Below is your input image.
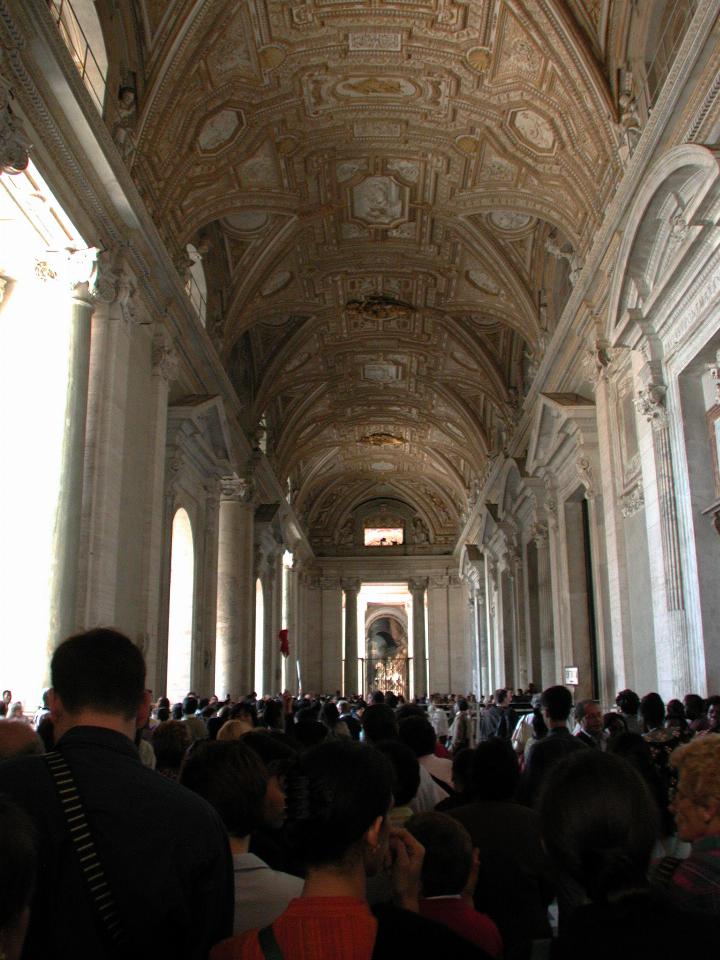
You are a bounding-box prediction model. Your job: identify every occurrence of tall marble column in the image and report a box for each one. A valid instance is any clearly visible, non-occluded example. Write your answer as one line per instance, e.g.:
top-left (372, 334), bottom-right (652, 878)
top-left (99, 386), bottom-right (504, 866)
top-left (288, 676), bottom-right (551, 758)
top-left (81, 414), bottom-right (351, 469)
top-left (77, 254), bottom-right (138, 627)
top-left (48, 255), bottom-right (97, 652)
top-left (342, 579), bottom-right (361, 696)
top-left (533, 523), bottom-right (556, 687)
top-left (635, 386), bottom-right (691, 696)
top-left (215, 478), bottom-right (255, 699)
top-left (409, 578), bottom-right (428, 698)
top-left (141, 330), bottom-right (178, 694)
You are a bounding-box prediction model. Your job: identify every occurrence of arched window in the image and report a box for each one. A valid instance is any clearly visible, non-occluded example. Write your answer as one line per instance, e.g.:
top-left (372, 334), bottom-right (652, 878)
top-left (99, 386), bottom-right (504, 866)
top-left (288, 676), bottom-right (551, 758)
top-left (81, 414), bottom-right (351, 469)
top-left (167, 508), bottom-right (194, 702)
top-left (185, 244), bottom-right (207, 326)
top-left (48, 1), bottom-right (108, 113)
top-left (254, 579), bottom-right (264, 695)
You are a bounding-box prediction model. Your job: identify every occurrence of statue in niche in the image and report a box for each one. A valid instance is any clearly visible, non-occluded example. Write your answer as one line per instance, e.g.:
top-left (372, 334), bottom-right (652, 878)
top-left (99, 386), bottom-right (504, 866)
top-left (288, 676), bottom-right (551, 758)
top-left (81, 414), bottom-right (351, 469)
top-left (113, 87), bottom-right (137, 163)
top-left (413, 515), bottom-right (429, 544)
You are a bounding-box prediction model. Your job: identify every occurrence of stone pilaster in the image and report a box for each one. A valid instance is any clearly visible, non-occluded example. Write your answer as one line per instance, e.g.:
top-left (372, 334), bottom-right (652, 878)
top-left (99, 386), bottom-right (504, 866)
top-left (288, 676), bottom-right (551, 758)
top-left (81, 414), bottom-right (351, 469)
top-left (215, 478), bottom-right (255, 699)
top-left (635, 385), bottom-right (691, 697)
top-left (77, 252), bottom-right (141, 628)
top-left (44, 249), bottom-right (98, 654)
top-left (342, 578), bottom-right (361, 696)
top-left (409, 577), bottom-right (428, 698)
top-left (141, 330), bottom-right (179, 694)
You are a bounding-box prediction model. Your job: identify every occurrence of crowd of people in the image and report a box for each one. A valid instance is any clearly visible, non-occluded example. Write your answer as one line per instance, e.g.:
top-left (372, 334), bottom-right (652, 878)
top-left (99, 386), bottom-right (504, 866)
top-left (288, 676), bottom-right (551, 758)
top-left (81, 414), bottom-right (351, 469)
top-left (1, 630), bottom-right (719, 959)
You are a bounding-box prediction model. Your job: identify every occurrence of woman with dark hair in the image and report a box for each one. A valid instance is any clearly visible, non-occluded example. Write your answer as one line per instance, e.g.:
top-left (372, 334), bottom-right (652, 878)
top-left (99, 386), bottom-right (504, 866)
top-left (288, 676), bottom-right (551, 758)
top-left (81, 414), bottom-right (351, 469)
top-left (181, 740), bottom-right (302, 934)
top-left (539, 750), bottom-right (718, 956)
top-left (0, 796), bottom-right (36, 960)
top-left (211, 740), bottom-right (491, 959)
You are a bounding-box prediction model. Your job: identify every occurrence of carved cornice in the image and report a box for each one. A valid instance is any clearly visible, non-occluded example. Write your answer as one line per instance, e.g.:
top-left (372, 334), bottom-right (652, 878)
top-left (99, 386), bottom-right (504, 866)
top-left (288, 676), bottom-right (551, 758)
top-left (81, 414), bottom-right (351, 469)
top-left (0, 75), bottom-right (30, 174)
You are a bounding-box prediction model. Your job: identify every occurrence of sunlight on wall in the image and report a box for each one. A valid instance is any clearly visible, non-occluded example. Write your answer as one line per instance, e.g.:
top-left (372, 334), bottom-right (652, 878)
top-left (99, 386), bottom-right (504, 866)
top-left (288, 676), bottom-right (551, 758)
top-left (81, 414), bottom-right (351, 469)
top-left (0, 161), bottom-right (85, 707)
top-left (167, 508), bottom-right (194, 703)
top-left (254, 579), bottom-right (264, 695)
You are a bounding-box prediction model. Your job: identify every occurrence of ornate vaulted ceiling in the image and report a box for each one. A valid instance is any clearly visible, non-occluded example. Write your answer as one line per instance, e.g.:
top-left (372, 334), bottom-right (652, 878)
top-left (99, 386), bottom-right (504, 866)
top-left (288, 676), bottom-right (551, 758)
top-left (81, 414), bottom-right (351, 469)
top-left (130, 0), bottom-right (622, 548)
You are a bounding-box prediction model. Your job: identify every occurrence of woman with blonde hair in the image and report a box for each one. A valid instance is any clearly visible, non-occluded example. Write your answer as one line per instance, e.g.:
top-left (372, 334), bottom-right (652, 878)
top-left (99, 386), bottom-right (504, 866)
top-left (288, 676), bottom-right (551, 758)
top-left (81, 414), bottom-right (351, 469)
top-left (663, 736), bottom-right (720, 915)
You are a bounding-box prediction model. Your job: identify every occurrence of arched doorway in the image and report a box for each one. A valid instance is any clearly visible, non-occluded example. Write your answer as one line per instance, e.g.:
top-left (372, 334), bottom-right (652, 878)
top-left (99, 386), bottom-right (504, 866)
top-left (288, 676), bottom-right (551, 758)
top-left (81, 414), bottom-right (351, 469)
top-left (365, 612), bottom-right (409, 698)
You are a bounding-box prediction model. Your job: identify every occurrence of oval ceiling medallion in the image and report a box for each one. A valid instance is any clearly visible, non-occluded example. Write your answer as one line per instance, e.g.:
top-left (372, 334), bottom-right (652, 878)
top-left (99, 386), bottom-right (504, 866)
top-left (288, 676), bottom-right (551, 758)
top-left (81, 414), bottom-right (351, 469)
top-left (259, 46), bottom-right (286, 70)
top-left (489, 211), bottom-right (533, 231)
top-left (466, 48), bottom-right (492, 71)
top-left (455, 136), bottom-right (480, 155)
top-left (261, 271), bottom-right (292, 297)
top-left (223, 211), bottom-right (268, 233)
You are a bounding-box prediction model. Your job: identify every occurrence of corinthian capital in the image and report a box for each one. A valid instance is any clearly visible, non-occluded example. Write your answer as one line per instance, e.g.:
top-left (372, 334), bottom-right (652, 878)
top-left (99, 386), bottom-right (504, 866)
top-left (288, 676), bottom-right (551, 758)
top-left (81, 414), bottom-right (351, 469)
top-left (634, 385), bottom-right (668, 429)
top-left (220, 476), bottom-right (254, 503)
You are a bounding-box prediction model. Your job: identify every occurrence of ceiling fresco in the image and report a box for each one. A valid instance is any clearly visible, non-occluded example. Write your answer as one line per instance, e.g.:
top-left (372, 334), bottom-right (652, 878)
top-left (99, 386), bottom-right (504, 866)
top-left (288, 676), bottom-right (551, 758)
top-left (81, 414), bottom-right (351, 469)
top-left (130, 0), bottom-right (624, 547)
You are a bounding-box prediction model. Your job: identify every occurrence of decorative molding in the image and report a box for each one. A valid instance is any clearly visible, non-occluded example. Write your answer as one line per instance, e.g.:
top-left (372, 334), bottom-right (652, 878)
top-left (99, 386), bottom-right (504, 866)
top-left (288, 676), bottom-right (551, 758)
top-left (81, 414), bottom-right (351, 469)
top-left (0, 75), bottom-right (30, 174)
top-left (620, 482), bottom-right (645, 518)
top-left (634, 385), bottom-right (669, 430)
top-left (709, 349), bottom-right (720, 406)
top-left (220, 476), bottom-right (253, 503)
top-left (151, 334), bottom-right (179, 382)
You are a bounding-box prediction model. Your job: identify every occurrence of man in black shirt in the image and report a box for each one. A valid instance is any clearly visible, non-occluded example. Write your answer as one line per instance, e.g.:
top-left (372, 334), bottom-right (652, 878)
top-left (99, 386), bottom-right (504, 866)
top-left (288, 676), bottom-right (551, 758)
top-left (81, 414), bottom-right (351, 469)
top-left (0, 628), bottom-right (233, 958)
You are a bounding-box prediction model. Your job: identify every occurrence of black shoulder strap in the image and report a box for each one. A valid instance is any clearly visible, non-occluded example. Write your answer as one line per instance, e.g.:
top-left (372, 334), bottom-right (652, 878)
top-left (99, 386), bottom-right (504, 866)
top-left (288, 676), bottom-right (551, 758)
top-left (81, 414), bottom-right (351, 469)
top-left (258, 924), bottom-right (285, 959)
top-left (44, 750), bottom-right (127, 950)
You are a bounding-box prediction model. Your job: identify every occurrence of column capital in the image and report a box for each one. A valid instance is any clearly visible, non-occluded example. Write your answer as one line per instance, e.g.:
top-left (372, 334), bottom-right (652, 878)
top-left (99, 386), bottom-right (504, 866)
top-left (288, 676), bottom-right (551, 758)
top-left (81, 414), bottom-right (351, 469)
top-left (220, 476), bottom-right (254, 503)
top-left (634, 385), bottom-right (668, 430)
top-left (35, 246), bottom-right (99, 293)
top-left (408, 577), bottom-right (429, 594)
top-left (92, 249), bottom-right (143, 325)
top-left (341, 578), bottom-right (361, 595)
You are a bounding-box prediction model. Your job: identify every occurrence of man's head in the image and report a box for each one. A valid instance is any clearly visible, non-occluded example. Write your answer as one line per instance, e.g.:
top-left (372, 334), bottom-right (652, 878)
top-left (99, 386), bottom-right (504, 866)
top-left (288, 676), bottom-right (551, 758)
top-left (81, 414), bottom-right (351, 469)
top-left (615, 688), bottom-right (640, 717)
top-left (361, 704), bottom-right (398, 743)
top-left (405, 812), bottom-right (474, 898)
top-left (182, 696), bottom-right (199, 717)
top-left (541, 685), bottom-right (573, 723)
top-left (50, 629), bottom-right (146, 727)
top-left (495, 688), bottom-right (509, 706)
top-left (180, 740), bottom-right (268, 839)
top-left (576, 699), bottom-right (603, 737)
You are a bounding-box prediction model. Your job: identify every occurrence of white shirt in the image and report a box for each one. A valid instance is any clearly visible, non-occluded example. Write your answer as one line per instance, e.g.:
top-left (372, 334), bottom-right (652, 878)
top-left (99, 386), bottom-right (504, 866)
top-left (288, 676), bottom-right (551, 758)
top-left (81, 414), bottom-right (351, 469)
top-left (231, 852), bottom-right (304, 933)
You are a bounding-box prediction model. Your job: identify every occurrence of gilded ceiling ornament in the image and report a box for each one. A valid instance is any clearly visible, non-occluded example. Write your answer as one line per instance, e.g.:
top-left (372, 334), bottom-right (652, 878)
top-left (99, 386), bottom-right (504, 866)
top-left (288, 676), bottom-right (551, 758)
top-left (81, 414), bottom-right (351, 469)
top-left (455, 136), bottom-right (480, 155)
top-left (358, 433), bottom-right (405, 447)
top-left (259, 46), bottom-right (286, 70)
top-left (466, 48), bottom-right (491, 71)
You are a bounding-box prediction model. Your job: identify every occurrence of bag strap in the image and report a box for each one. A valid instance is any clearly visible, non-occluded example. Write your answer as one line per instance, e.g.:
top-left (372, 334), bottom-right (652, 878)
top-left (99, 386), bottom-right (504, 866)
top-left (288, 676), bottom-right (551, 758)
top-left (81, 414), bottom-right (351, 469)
top-left (44, 750), bottom-right (127, 949)
top-left (258, 924), bottom-right (285, 960)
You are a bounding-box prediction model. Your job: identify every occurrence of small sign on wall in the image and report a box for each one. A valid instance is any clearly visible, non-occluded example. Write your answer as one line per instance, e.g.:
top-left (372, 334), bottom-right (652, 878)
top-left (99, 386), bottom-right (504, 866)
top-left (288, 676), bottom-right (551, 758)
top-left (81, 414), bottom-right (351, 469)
top-left (564, 666), bottom-right (579, 686)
